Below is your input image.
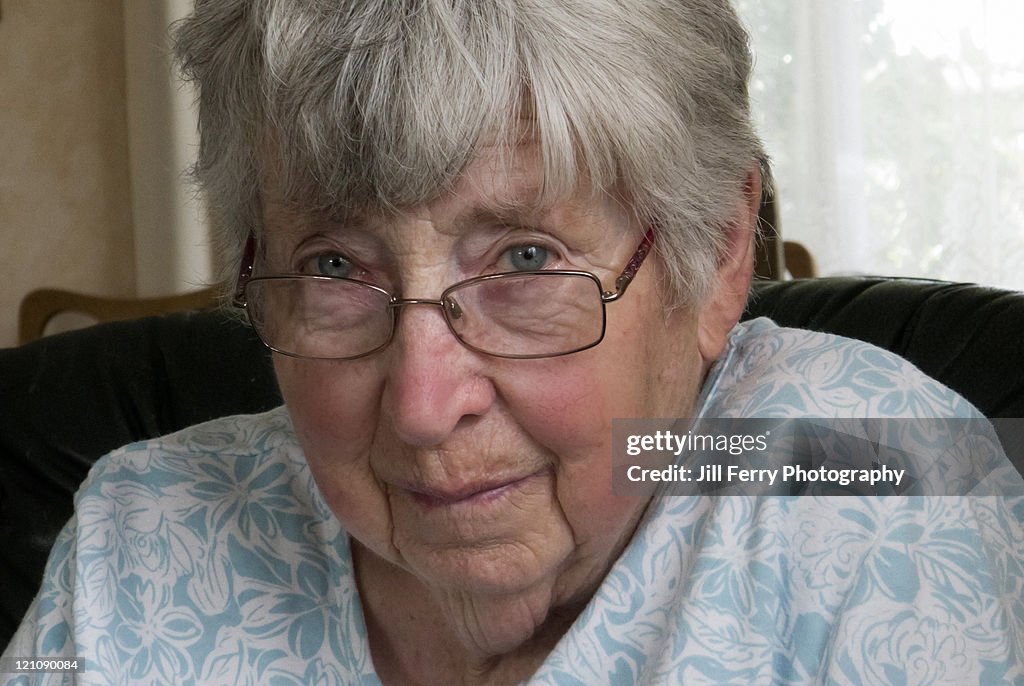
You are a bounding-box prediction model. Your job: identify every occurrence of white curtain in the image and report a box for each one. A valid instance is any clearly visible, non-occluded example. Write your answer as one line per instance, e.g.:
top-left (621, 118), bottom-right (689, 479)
top-left (735, 0), bottom-right (1024, 290)
top-left (123, 0), bottom-right (212, 296)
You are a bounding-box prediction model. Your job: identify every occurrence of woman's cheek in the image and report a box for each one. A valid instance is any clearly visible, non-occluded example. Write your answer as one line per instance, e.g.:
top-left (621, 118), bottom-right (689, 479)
top-left (274, 357), bottom-right (397, 545)
top-left (499, 356), bottom-right (634, 462)
top-left (275, 356), bottom-right (383, 446)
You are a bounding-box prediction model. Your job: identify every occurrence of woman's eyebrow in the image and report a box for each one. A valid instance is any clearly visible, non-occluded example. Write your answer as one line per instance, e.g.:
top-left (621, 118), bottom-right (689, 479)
top-left (450, 184), bottom-right (574, 232)
top-left (453, 206), bottom-right (544, 233)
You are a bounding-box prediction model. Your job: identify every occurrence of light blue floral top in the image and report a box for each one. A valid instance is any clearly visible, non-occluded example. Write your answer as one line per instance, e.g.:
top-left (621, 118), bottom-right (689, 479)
top-left (4, 319), bottom-right (1023, 685)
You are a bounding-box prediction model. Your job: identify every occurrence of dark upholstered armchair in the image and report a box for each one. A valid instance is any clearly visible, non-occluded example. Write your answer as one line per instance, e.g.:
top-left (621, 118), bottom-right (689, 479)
top-left (2, 276), bottom-right (1023, 648)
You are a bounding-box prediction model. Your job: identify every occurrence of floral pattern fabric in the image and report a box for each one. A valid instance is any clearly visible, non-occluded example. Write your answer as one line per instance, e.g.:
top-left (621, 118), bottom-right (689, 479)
top-left (3, 318), bottom-right (1022, 685)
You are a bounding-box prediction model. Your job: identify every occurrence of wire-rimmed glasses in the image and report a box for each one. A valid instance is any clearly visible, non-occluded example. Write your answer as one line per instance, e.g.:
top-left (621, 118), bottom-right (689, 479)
top-left (234, 229), bottom-right (654, 360)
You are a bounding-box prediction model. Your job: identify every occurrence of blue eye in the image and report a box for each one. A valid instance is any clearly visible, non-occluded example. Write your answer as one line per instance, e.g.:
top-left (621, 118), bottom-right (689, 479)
top-left (506, 245), bottom-right (550, 271)
top-left (316, 253), bottom-right (354, 278)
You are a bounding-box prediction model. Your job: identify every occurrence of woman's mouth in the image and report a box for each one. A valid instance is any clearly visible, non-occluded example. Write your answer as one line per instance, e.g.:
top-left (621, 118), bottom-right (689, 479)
top-left (402, 471), bottom-right (543, 509)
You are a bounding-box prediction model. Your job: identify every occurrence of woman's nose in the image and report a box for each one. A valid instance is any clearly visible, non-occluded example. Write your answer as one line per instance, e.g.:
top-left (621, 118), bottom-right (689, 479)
top-left (382, 303), bottom-right (495, 446)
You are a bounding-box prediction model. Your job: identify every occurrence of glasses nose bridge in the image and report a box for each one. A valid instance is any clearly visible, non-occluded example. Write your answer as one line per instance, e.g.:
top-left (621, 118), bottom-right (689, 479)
top-left (388, 296), bottom-right (465, 325)
top-left (383, 294), bottom-right (473, 360)
top-left (389, 297), bottom-right (443, 310)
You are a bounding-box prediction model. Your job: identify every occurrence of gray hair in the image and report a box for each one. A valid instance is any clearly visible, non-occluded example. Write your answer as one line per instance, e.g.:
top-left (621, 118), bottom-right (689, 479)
top-left (174, 0), bottom-right (767, 306)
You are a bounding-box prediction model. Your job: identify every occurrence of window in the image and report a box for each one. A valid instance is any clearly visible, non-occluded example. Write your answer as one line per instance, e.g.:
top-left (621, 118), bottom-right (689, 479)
top-left (736, 0), bottom-right (1024, 290)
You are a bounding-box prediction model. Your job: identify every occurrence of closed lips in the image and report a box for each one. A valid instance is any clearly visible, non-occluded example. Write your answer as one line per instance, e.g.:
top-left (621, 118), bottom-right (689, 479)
top-left (401, 471), bottom-right (544, 508)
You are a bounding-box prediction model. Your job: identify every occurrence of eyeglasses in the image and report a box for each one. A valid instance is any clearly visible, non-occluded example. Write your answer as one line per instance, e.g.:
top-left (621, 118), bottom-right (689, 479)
top-left (233, 229), bottom-right (654, 360)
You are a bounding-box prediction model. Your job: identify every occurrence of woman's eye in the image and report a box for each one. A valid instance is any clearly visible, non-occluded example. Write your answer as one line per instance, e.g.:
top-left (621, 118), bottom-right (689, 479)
top-left (315, 252), bottom-right (354, 278)
top-left (504, 245), bottom-right (550, 271)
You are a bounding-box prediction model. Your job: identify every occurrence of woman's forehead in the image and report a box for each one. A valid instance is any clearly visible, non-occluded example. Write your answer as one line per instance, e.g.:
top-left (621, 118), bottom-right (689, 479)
top-left (261, 142), bottom-right (625, 239)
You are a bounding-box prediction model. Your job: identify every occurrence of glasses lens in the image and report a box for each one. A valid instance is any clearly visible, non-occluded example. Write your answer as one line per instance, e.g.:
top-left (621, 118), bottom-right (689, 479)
top-left (245, 277), bottom-right (393, 359)
top-left (446, 272), bottom-right (605, 357)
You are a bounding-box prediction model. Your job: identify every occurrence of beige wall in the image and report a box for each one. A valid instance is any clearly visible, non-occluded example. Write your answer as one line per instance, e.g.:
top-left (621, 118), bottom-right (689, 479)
top-left (0, 0), bottom-right (136, 347)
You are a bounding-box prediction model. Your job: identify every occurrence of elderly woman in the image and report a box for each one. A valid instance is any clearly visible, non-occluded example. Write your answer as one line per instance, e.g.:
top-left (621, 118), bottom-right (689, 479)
top-left (4, 0), bottom-right (1023, 684)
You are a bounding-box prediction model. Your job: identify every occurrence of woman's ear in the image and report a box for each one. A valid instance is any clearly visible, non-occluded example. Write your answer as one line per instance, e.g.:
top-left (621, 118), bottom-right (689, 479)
top-left (696, 167), bottom-right (763, 362)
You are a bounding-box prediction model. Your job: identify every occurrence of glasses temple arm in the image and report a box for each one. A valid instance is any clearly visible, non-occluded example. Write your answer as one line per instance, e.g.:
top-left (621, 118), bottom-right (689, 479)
top-left (602, 227), bottom-right (655, 302)
top-left (232, 234), bottom-right (256, 307)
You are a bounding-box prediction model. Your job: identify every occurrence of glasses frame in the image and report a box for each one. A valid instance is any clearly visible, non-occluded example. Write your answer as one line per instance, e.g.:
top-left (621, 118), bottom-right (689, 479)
top-left (233, 227), bottom-right (655, 360)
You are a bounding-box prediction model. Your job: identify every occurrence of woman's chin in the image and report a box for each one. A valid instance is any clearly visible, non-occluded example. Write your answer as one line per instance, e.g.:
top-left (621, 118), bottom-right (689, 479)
top-left (405, 540), bottom-right (566, 600)
top-left (423, 562), bottom-right (566, 658)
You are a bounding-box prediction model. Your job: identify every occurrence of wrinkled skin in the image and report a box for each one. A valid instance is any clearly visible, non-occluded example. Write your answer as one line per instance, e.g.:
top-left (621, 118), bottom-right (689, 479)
top-left (265, 146), bottom-right (759, 684)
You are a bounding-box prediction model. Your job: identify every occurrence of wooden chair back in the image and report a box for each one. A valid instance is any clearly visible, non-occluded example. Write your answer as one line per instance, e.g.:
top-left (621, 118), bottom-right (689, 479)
top-left (18, 287), bottom-right (220, 345)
